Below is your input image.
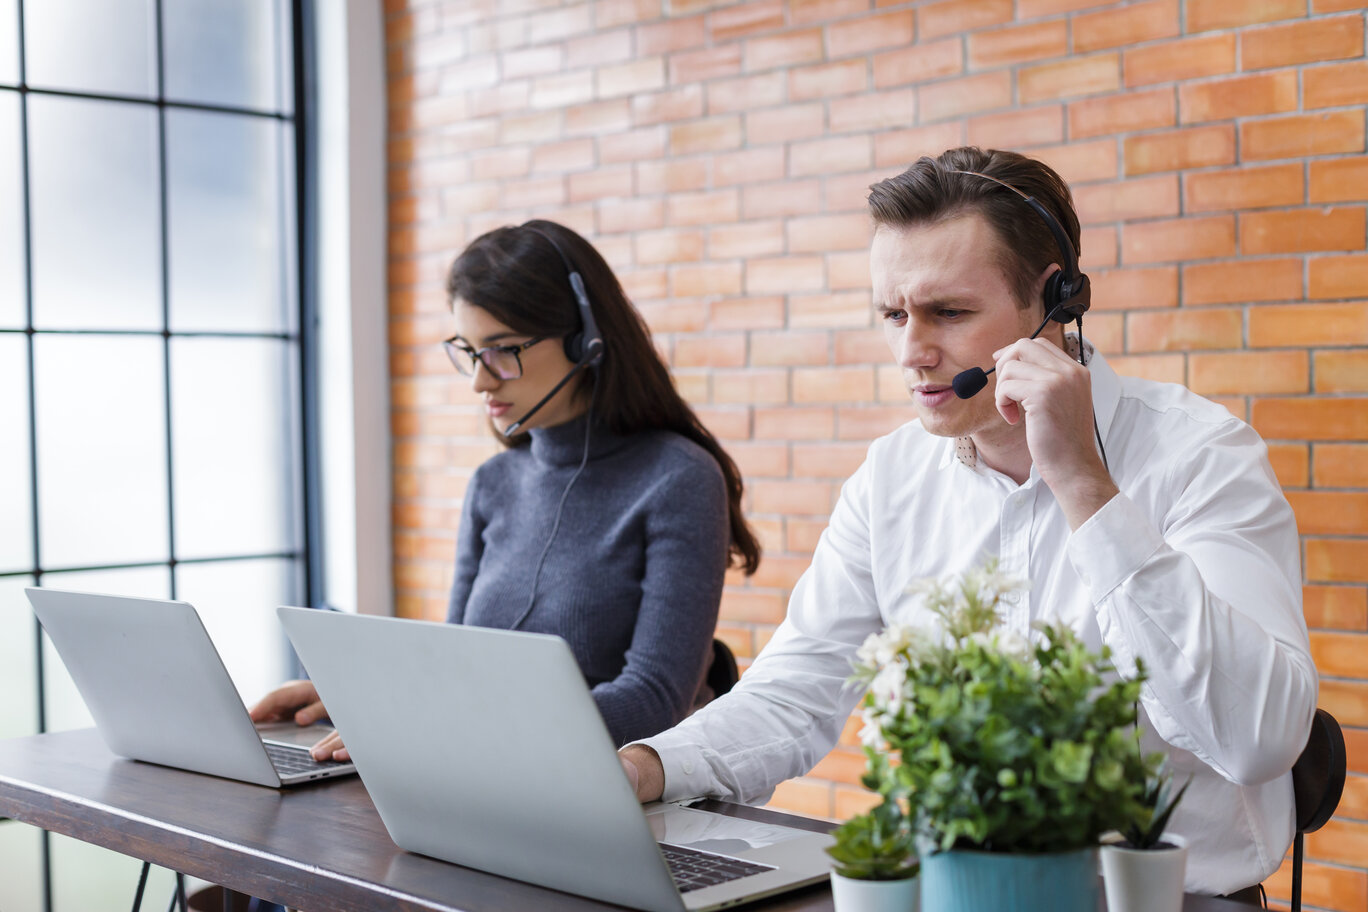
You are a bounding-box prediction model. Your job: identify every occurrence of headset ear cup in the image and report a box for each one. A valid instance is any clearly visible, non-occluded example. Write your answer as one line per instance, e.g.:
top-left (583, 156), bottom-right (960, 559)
top-left (564, 333), bottom-right (583, 363)
top-left (1043, 270), bottom-right (1066, 320)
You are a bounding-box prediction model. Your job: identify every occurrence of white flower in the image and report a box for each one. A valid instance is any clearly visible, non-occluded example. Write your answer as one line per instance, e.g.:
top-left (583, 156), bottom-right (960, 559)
top-left (856, 623), bottom-right (919, 669)
top-left (995, 628), bottom-right (1032, 661)
top-left (868, 659), bottom-right (909, 714)
top-left (858, 708), bottom-right (885, 749)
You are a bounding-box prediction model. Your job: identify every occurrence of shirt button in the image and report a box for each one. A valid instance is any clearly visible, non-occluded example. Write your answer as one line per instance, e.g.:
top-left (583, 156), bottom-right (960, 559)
top-left (682, 760), bottom-right (695, 775)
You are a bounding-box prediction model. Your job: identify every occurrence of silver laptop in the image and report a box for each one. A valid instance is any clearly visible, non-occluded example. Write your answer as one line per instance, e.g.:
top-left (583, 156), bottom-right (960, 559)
top-left (25, 588), bottom-right (355, 787)
top-left (277, 606), bottom-right (834, 912)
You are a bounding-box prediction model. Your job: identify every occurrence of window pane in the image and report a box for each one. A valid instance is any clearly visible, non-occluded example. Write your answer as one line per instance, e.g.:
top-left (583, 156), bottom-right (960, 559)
top-left (167, 111), bottom-right (292, 334)
top-left (0, 0), bottom-right (16, 86)
top-left (171, 338), bottom-right (299, 560)
top-left (0, 90), bottom-right (23, 329)
top-left (176, 558), bottom-right (299, 707)
top-left (163, 0), bottom-right (286, 113)
top-left (24, 0), bottom-right (155, 98)
top-left (29, 96), bottom-right (161, 331)
top-left (0, 577), bottom-right (37, 739)
top-left (38, 566), bottom-right (170, 733)
top-left (50, 834), bottom-right (177, 912)
top-left (35, 335), bottom-right (169, 569)
top-left (0, 821), bottom-right (43, 912)
top-left (0, 335), bottom-right (32, 572)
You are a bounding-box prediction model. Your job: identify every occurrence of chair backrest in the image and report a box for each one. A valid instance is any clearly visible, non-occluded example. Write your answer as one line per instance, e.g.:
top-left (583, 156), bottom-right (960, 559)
top-left (1292, 708), bottom-right (1346, 835)
top-left (706, 638), bottom-right (740, 699)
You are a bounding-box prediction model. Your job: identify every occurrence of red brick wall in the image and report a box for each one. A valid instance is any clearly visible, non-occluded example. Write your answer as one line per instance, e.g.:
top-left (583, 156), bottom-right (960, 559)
top-left (385, 2), bottom-right (1368, 906)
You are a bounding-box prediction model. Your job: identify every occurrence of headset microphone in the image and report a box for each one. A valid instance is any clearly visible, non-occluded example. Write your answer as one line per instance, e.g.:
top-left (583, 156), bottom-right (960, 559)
top-left (951, 307), bottom-right (1059, 400)
top-left (502, 342), bottom-right (601, 437)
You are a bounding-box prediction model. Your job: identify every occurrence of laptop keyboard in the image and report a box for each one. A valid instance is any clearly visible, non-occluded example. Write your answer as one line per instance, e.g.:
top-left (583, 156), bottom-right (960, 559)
top-left (660, 842), bottom-right (775, 893)
top-left (264, 742), bottom-right (349, 777)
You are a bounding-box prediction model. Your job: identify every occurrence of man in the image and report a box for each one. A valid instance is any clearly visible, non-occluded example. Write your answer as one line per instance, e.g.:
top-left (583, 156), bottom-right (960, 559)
top-left (620, 147), bottom-right (1316, 899)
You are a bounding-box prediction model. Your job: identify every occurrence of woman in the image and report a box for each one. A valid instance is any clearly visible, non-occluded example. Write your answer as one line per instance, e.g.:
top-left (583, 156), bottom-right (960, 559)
top-left (252, 220), bottom-right (760, 751)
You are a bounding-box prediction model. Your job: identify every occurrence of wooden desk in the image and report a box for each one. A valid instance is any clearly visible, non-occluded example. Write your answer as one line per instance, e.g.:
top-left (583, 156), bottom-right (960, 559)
top-left (0, 729), bottom-right (1245, 912)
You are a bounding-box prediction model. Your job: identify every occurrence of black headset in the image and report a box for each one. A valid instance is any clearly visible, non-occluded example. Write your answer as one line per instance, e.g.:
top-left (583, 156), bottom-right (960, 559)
top-left (950, 170), bottom-right (1091, 324)
top-left (522, 224), bottom-right (604, 367)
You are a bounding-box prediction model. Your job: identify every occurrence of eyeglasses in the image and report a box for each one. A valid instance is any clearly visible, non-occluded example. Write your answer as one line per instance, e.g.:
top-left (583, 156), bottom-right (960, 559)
top-left (442, 335), bottom-right (548, 380)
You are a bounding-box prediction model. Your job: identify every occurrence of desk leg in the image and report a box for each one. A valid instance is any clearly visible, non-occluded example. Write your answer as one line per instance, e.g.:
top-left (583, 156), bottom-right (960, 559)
top-left (164, 873), bottom-right (188, 912)
top-left (131, 862), bottom-right (152, 912)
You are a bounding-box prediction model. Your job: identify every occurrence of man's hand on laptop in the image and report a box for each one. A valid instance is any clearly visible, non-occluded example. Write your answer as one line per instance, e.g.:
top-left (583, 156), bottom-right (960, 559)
top-left (618, 744), bottom-right (665, 803)
top-left (248, 681), bottom-right (350, 762)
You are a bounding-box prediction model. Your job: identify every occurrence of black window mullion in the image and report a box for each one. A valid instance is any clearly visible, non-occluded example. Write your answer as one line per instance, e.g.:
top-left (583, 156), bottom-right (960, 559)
top-left (153, 0), bottom-right (177, 602)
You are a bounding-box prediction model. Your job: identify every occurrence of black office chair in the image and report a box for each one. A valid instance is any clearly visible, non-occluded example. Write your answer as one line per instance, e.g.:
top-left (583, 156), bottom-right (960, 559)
top-left (1289, 708), bottom-right (1346, 912)
top-left (707, 638), bottom-right (740, 698)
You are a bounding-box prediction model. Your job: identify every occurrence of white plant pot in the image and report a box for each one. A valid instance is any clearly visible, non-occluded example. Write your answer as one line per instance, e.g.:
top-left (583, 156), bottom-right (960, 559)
top-left (1099, 833), bottom-right (1188, 912)
top-left (830, 869), bottom-right (920, 912)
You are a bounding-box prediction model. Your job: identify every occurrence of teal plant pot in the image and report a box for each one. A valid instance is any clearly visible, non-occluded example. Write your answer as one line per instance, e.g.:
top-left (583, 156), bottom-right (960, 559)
top-left (921, 847), bottom-right (1097, 912)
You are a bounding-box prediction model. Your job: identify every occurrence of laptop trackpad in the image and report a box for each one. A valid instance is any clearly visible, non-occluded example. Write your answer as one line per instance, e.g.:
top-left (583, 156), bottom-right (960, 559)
top-left (646, 805), bottom-right (807, 856)
top-left (255, 721), bottom-right (336, 748)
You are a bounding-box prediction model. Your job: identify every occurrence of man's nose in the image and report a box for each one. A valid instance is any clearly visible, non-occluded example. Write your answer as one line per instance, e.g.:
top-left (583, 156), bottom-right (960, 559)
top-left (896, 322), bottom-right (937, 371)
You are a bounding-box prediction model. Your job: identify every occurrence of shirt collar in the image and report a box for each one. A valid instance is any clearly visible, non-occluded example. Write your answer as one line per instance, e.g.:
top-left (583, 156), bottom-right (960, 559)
top-left (944, 334), bottom-right (1119, 472)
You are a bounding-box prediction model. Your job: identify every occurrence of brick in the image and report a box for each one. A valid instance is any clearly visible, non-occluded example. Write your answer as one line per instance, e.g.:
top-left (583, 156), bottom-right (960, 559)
top-left (834, 330), bottom-right (888, 365)
top-left (669, 115), bottom-right (742, 155)
top-left (1315, 0), bottom-right (1368, 9)
top-left (742, 179), bottom-right (825, 219)
top-left (568, 166), bottom-right (633, 203)
top-left (1349, 729), bottom-right (1368, 775)
top-left (968, 20), bottom-right (1067, 69)
top-left (1304, 584), bottom-right (1368, 631)
top-left (836, 406), bottom-right (913, 440)
top-left (713, 147), bottom-right (786, 187)
top-left (673, 333), bottom-right (743, 370)
top-left (829, 89), bottom-right (917, 134)
top-left (564, 99), bottom-right (631, 136)
top-left (1106, 354), bottom-right (1186, 384)
top-left (744, 28), bottom-right (824, 73)
top-left (1316, 351), bottom-right (1368, 394)
top-left (1074, 0), bottom-right (1179, 54)
top-left (668, 45), bottom-right (742, 85)
top-left (1306, 61), bottom-right (1368, 110)
top-left (635, 158), bottom-right (708, 194)
top-left (1183, 259), bottom-right (1303, 306)
top-left (755, 407), bottom-right (837, 443)
top-left (708, 296), bottom-right (785, 331)
top-left (790, 136), bottom-right (872, 178)
top-left (789, 59), bottom-right (868, 101)
top-left (530, 71), bottom-right (594, 110)
top-left (1311, 158), bottom-right (1368, 204)
top-left (1185, 163), bottom-right (1304, 213)
top-left (1127, 309), bottom-right (1242, 352)
top-left (1179, 71), bottom-right (1298, 125)
top-left (693, 405), bottom-right (750, 440)
top-left (709, 220), bottom-right (785, 259)
top-left (704, 72), bottom-right (786, 114)
top-left (967, 106), bottom-right (1063, 150)
top-left (808, 747), bottom-right (867, 785)
top-left (1018, 0), bottom-right (1113, 15)
top-left (1122, 215), bottom-right (1235, 264)
top-left (671, 261), bottom-right (743, 297)
top-left (530, 138), bottom-right (594, 174)
top-left (920, 71), bottom-right (1014, 122)
top-left (829, 251), bottom-right (874, 291)
top-left (1189, 351), bottom-right (1308, 396)
top-left (709, 0), bottom-right (783, 41)
top-left (1266, 859), bottom-right (1368, 910)
top-left (793, 367), bottom-right (876, 404)
top-left (746, 256), bottom-right (825, 294)
top-left (566, 29), bottom-right (633, 69)
top-left (719, 589), bottom-right (787, 625)
top-left (1186, 0), bottom-right (1304, 32)
top-left (828, 11), bottom-right (914, 58)
top-left (744, 103), bottom-right (826, 145)
top-left (599, 125), bottom-right (666, 163)
top-left (790, 291), bottom-right (873, 329)
top-left (873, 39), bottom-right (963, 89)
top-left (1123, 124), bottom-right (1235, 176)
top-left (1266, 442), bottom-right (1309, 488)
top-left (1124, 34), bottom-right (1235, 87)
top-left (1242, 15), bottom-right (1364, 70)
top-left (750, 479), bottom-right (834, 515)
top-left (1242, 111), bottom-right (1365, 161)
top-left (1315, 444), bottom-right (1368, 489)
top-left (920, 0), bottom-right (1013, 41)
top-left (666, 189), bottom-right (739, 226)
top-left (785, 517), bottom-right (830, 553)
top-left (711, 368), bottom-right (789, 404)
top-left (874, 123), bottom-right (966, 169)
top-left (767, 777), bottom-right (833, 820)
top-left (1312, 255), bottom-right (1368, 301)
top-left (1072, 175), bottom-right (1179, 224)
top-left (527, 5), bottom-right (591, 43)
top-left (787, 214), bottom-right (872, 254)
top-left (790, 0), bottom-right (868, 23)
top-left (1250, 303), bottom-right (1368, 348)
top-left (1080, 226), bottom-right (1120, 270)
top-left (1308, 541), bottom-right (1368, 586)
top-left (1068, 89), bottom-right (1175, 140)
top-left (599, 198), bottom-right (664, 234)
top-left (1019, 54), bottom-right (1120, 104)
top-left (634, 228), bottom-right (705, 264)
top-left (750, 332), bottom-right (830, 367)
top-left (1254, 398), bottom-right (1368, 441)
top-left (1241, 208), bottom-right (1366, 256)
top-left (637, 16), bottom-right (706, 55)
top-left (631, 84), bottom-right (705, 126)
top-left (1089, 266), bottom-right (1178, 311)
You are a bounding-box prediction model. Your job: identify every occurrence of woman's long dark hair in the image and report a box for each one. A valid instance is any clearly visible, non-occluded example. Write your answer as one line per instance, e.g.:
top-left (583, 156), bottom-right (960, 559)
top-left (447, 219), bottom-right (761, 575)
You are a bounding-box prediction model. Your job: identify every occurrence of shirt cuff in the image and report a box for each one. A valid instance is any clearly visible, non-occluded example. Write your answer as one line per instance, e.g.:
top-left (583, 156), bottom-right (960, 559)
top-left (1066, 491), bottom-right (1165, 604)
top-left (634, 729), bottom-right (714, 803)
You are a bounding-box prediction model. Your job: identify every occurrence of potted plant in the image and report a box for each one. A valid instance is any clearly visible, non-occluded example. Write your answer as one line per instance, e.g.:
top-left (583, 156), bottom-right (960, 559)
top-left (1100, 768), bottom-right (1192, 912)
top-left (851, 559), bottom-right (1161, 912)
top-left (826, 773), bottom-right (920, 912)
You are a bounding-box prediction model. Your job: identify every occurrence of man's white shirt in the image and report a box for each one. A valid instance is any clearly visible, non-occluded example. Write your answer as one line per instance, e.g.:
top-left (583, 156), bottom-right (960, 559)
top-left (640, 347), bottom-right (1316, 895)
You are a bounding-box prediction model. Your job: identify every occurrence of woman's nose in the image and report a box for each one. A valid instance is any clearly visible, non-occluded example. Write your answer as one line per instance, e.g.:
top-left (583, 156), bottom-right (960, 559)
top-left (470, 359), bottom-right (499, 393)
